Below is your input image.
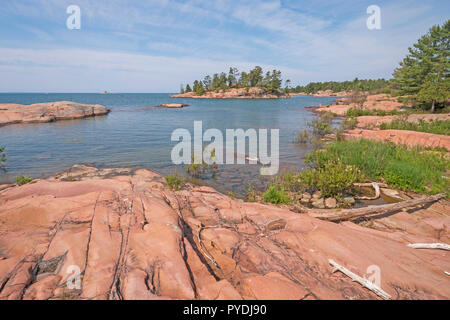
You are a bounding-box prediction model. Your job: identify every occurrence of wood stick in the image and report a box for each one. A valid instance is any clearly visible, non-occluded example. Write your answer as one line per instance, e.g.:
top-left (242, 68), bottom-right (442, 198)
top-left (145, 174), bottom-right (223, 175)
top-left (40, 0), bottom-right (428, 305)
top-left (445, 271), bottom-right (450, 276)
top-left (353, 182), bottom-right (389, 188)
top-left (354, 182), bottom-right (381, 200)
top-left (407, 243), bottom-right (450, 251)
top-left (309, 193), bottom-right (446, 222)
top-left (329, 259), bottom-right (391, 300)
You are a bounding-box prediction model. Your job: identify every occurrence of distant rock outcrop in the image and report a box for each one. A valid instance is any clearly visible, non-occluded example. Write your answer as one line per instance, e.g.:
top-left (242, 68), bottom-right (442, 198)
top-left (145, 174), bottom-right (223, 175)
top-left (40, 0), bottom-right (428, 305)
top-left (172, 87), bottom-right (288, 99)
top-left (0, 101), bottom-right (111, 127)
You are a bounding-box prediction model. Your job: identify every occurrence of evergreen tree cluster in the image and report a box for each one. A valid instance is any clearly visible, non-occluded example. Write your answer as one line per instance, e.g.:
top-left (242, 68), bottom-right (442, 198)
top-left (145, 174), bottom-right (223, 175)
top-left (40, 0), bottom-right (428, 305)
top-left (180, 66), bottom-right (285, 95)
top-left (392, 19), bottom-right (449, 112)
top-left (292, 78), bottom-right (389, 94)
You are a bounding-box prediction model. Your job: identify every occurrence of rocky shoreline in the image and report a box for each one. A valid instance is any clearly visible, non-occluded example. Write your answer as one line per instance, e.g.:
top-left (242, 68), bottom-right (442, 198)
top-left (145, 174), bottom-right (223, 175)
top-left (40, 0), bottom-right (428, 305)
top-left (308, 93), bottom-right (450, 150)
top-left (0, 101), bottom-right (111, 127)
top-left (0, 164), bottom-right (448, 300)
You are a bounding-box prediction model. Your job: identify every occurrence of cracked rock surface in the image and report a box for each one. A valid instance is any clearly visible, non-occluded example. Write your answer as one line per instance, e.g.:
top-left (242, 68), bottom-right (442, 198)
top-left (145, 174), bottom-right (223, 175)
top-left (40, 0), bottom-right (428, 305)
top-left (0, 165), bottom-right (449, 300)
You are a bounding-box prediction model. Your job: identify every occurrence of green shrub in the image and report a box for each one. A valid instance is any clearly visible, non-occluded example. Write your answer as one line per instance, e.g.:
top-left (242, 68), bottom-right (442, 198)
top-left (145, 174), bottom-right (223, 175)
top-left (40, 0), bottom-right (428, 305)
top-left (272, 169), bottom-right (302, 192)
top-left (0, 147), bottom-right (5, 171)
top-left (294, 130), bottom-right (310, 144)
top-left (308, 119), bottom-right (334, 136)
top-left (342, 118), bottom-right (358, 130)
top-left (298, 161), bottom-right (363, 198)
top-left (380, 119), bottom-right (450, 136)
top-left (247, 184), bottom-right (258, 202)
top-left (165, 172), bottom-right (185, 191)
top-left (263, 185), bottom-right (290, 204)
top-left (15, 175), bottom-right (33, 186)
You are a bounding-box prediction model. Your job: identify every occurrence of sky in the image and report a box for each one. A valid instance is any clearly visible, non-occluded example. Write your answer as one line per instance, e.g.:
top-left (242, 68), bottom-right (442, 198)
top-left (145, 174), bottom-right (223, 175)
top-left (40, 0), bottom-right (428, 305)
top-left (0, 0), bottom-right (448, 93)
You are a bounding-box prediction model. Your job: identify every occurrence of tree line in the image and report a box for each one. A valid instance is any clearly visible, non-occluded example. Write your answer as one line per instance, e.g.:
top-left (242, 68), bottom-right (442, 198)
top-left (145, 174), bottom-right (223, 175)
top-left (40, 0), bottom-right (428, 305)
top-left (292, 78), bottom-right (390, 94)
top-left (180, 66), bottom-right (288, 95)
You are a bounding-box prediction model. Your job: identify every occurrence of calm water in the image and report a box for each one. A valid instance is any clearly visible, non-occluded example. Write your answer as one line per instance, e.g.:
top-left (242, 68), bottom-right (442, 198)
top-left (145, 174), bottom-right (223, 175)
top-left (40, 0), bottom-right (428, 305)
top-left (0, 93), bottom-right (337, 195)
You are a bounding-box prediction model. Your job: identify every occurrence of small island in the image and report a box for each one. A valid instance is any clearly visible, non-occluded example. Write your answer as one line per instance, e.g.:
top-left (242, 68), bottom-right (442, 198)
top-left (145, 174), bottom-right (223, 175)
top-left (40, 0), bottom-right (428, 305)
top-left (0, 101), bottom-right (111, 127)
top-left (172, 66), bottom-right (291, 99)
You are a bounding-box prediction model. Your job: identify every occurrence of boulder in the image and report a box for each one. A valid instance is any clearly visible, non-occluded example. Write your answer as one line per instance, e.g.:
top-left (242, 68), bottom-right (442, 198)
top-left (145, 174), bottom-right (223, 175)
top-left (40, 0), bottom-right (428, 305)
top-left (343, 196), bottom-right (356, 205)
top-left (311, 198), bottom-right (325, 209)
top-left (325, 198), bottom-right (337, 209)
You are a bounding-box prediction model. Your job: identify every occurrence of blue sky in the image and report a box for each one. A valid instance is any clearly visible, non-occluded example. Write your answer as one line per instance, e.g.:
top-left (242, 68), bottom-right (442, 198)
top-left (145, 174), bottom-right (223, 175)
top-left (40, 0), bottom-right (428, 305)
top-left (0, 0), bottom-right (448, 92)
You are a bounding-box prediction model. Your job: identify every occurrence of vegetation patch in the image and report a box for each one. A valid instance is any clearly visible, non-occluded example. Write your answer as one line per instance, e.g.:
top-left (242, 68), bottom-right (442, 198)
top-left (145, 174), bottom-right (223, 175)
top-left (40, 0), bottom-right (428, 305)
top-left (15, 175), bottom-right (33, 186)
top-left (380, 119), bottom-right (450, 136)
top-left (165, 172), bottom-right (185, 191)
top-left (305, 139), bottom-right (449, 194)
top-left (297, 162), bottom-right (363, 198)
top-left (0, 147), bottom-right (5, 171)
top-left (346, 108), bottom-right (402, 117)
top-left (263, 185), bottom-right (291, 204)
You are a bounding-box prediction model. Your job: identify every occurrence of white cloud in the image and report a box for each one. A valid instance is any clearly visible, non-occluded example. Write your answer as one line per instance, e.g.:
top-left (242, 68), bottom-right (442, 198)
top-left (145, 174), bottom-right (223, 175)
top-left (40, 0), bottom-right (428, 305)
top-left (0, 48), bottom-right (313, 92)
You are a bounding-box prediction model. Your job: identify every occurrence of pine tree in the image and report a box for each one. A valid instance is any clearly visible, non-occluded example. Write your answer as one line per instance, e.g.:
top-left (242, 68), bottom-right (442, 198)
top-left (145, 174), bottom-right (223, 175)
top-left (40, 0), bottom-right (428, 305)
top-left (185, 84), bottom-right (192, 92)
top-left (417, 62), bottom-right (449, 113)
top-left (392, 20), bottom-right (449, 111)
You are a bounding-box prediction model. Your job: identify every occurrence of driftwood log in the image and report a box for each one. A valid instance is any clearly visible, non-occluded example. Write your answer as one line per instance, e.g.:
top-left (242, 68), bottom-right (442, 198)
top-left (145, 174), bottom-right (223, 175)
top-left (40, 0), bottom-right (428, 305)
top-left (407, 243), bottom-right (450, 251)
top-left (309, 193), bottom-right (446, 222)
top-left (354, 182), bottom-right (381, 200)
top-left (329, 259), bottom-right (391, 300)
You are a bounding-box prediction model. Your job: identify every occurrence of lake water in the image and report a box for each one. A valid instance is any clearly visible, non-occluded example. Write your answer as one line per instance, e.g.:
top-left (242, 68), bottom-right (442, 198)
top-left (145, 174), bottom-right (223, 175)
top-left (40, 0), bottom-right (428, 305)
top-left (0, 93), bottom-right (337, 195)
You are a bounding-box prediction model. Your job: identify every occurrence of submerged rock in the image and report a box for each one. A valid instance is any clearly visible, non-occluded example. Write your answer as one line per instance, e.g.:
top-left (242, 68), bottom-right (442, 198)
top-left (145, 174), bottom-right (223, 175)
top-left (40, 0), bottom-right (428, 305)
top-left (0, 165), bottom-right (448, 300)
top-left (158, 103), bottom-right (189, 108)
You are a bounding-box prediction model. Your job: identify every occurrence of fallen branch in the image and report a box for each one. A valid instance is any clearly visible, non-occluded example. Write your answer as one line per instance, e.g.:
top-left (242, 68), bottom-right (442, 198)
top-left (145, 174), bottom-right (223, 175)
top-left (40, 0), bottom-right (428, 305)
top-left (407, 243), bottom-right (450, 251)
top-left (445, 271), bottom-right (450, 276)
top-left (353, 182), bottom-right (388, 188)
top-left (309, 193), bottom-right (446, 222)
top-left (329, 259), bottom-right (391, 300)
top-left (354, 182), bottom-right (381, 200)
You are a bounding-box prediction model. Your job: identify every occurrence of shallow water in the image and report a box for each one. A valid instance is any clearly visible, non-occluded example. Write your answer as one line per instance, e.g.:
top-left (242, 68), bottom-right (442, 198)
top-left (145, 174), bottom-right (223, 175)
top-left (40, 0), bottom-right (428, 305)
top-left (0, 93), bottom-right (337, 195)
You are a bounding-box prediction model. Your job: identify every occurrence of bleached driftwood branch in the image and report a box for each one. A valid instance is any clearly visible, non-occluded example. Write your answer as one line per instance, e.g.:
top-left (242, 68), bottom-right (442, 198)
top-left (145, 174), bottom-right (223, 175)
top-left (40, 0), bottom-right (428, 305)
top-left (353, 182), bottom-right (389, 188)
top-left (354, 182), bottom-right (381, 200)
top-left (407, 243), bottom-right (450, 251)
top-left (329, 259), bottom-right (391, 300)
top-left (445, 271), bottom-right (450, 276)
top-left (309, 193), bottom-right (446, 222)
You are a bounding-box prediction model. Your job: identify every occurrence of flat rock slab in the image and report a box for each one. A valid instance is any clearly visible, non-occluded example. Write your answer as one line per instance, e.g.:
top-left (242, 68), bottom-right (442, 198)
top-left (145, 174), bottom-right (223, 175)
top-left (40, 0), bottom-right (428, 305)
top-left (0, 101), bottom-right (110, 127)
top-left (0, 165), bottom-right (448, 300)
